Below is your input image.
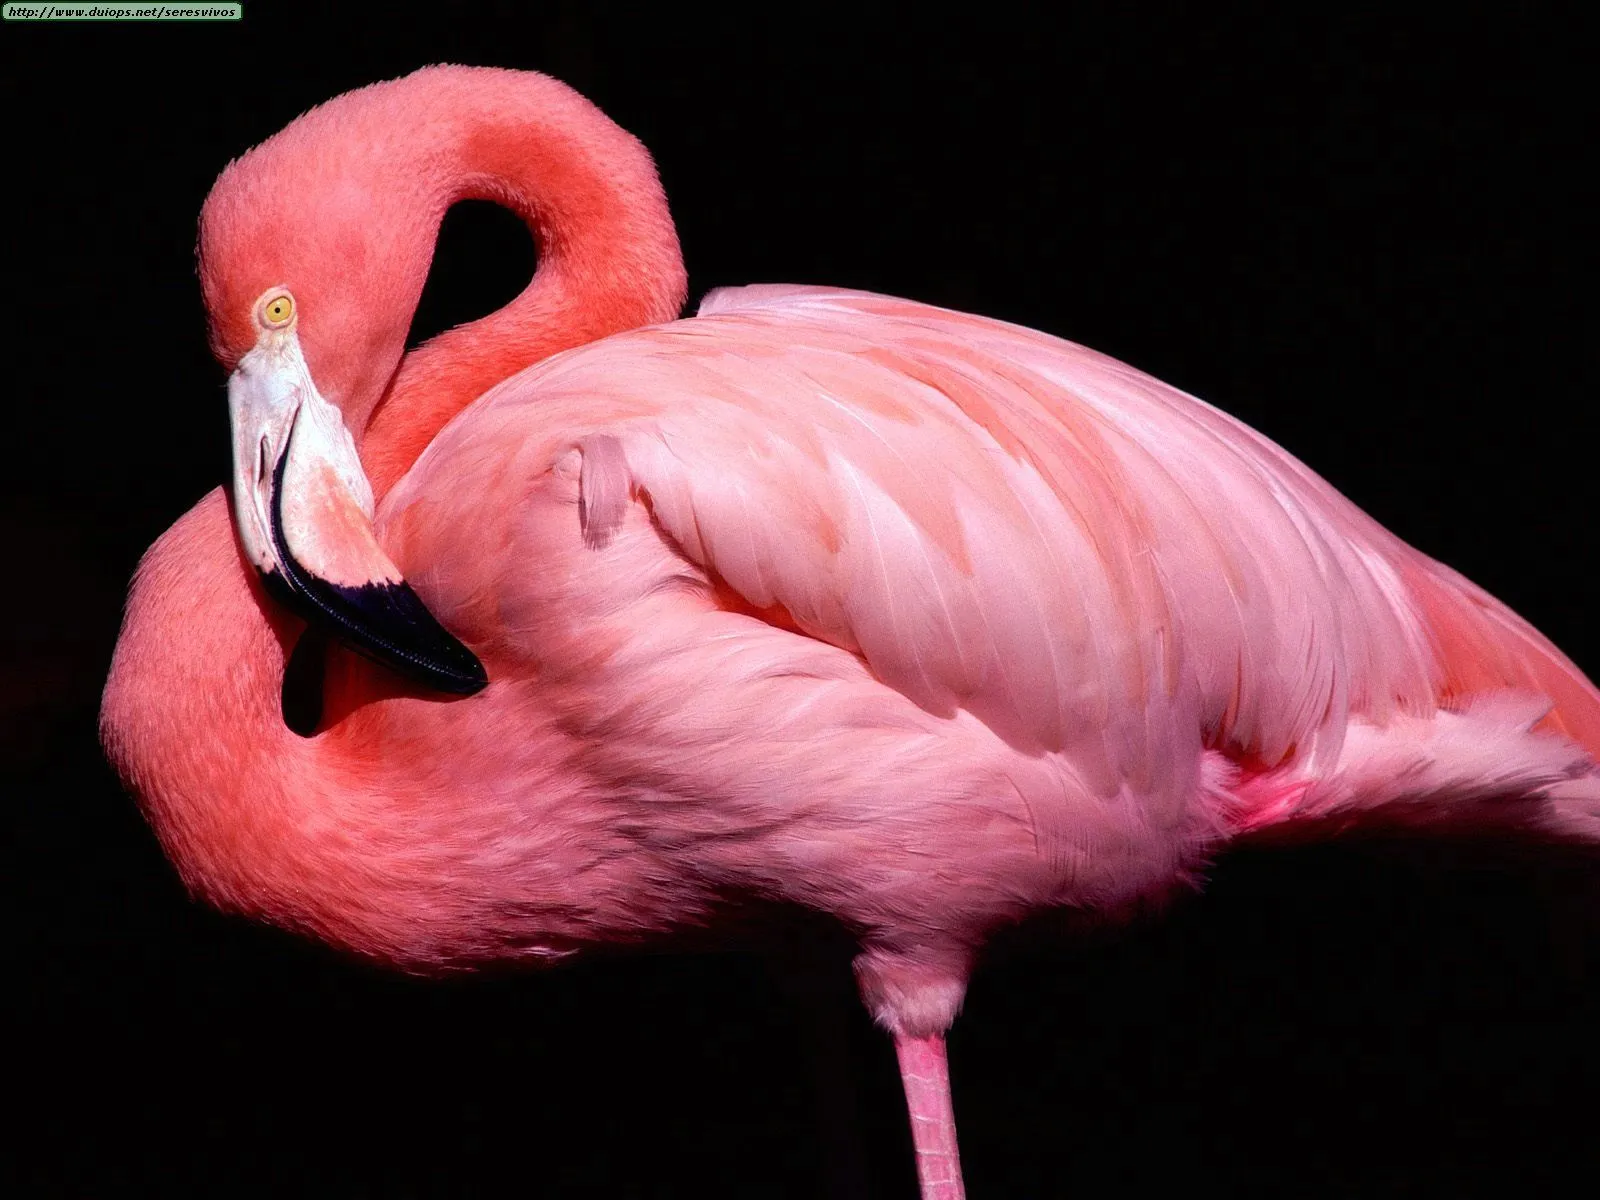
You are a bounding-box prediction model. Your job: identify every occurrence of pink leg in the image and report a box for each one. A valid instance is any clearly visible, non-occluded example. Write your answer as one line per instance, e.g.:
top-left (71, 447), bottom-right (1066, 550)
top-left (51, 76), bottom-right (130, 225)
top-left (894, 1032), bottom-right (966, 1200)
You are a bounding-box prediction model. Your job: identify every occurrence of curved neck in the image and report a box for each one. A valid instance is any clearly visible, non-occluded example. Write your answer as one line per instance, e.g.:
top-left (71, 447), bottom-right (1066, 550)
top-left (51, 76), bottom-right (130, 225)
top-left (101, 492), bottom-right (317, 919)
top-left (105, 70), bottom-right (696, 964)
top-left (356, 71), bottom-right (688, 496)
top-left (100, 491), bottom-right (665, 964)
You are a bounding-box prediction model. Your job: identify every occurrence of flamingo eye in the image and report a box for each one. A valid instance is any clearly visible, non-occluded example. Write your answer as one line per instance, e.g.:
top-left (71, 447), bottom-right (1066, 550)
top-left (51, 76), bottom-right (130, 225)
top-left (259, 292), bottom-right (296, 328)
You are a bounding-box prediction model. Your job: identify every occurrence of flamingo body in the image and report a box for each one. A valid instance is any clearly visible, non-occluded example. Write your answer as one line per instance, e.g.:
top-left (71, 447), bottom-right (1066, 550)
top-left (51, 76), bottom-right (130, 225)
top-left (101, 67), bottom-right (1600, 1199)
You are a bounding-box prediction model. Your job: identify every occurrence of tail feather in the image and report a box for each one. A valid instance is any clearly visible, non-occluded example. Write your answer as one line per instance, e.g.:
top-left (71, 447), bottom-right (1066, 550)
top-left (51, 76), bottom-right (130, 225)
top-left (1227, 551), bottom-right (1600, 852)
top-left (1223, 694), bottom-right (1600, 851)
top-left (1403, 556), bottom-right (1600, 762)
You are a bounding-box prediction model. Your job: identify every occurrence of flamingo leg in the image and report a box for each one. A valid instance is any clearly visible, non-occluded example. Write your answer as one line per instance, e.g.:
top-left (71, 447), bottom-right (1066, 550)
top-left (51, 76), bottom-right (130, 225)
top-left (894, 1032), bottom-right (967, 1200)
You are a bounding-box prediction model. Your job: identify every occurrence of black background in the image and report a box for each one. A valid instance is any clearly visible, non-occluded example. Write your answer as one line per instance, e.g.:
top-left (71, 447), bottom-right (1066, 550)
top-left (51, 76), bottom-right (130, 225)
top-left (6, 5), bottom-right (1597, 1197)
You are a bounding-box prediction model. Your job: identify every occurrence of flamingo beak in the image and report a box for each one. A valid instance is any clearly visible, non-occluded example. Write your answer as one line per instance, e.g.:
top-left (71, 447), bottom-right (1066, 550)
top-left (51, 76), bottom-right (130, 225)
top-left (227, 326), bottom-right (488, 696)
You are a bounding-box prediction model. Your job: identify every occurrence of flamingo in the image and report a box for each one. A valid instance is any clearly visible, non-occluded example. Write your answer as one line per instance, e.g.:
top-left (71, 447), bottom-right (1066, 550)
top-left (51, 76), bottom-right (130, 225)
top-left (99, 65), bottom-right (1600, 1200)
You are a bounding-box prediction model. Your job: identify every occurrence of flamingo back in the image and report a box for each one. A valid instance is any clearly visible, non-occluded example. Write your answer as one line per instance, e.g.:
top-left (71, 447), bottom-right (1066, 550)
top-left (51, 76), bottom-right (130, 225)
top-left (390, 285), bottom-right (1600, 853)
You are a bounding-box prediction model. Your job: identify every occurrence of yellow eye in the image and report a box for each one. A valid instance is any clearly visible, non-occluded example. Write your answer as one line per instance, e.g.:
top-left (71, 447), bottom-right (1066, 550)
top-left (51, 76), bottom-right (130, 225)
top-left (260, 292), bottom-right (295, 328)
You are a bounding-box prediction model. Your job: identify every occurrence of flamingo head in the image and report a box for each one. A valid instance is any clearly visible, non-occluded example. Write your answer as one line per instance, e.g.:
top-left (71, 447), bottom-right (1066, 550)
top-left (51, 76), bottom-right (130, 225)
top-left (198, 94), bottom-right (488, 697)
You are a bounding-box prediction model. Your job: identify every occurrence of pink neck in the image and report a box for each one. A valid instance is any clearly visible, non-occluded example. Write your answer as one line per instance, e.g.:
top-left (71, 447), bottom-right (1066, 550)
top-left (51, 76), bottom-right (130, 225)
top-left (101, 495), bottom-right (317, 923)
top-left (355, 71), bottom-right (688, 496)
top-left (104, 68), bottom-right (692, 961)
top-left (100, 493), bottom-right (676, 964)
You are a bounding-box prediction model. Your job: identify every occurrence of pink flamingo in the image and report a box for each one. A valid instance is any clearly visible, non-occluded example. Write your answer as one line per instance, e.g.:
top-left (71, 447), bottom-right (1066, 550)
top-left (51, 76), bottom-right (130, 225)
top-left (101, 66), bottom-right (1600, 1199)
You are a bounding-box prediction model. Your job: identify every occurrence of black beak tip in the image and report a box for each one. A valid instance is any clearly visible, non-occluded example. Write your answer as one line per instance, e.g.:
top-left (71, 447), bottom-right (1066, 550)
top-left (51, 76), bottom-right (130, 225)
top-left (262, 558), bottom-right (491, 698)
top-left (323, 578), bottom-right (491, 697)
top-left (264, 440), bottom-right (489, 698)
top-left (430, 644), bottom-right (490, 696)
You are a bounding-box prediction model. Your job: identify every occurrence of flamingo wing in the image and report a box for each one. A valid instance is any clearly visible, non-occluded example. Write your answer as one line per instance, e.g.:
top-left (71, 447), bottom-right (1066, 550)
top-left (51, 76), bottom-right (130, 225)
top-left (396, 285), bottom-right (1600, 834)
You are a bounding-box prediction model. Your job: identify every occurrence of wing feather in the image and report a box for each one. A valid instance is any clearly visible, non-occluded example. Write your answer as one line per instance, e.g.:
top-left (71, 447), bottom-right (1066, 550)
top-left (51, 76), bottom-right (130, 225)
top-left (410, 284), bottom-right (1600, 793)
